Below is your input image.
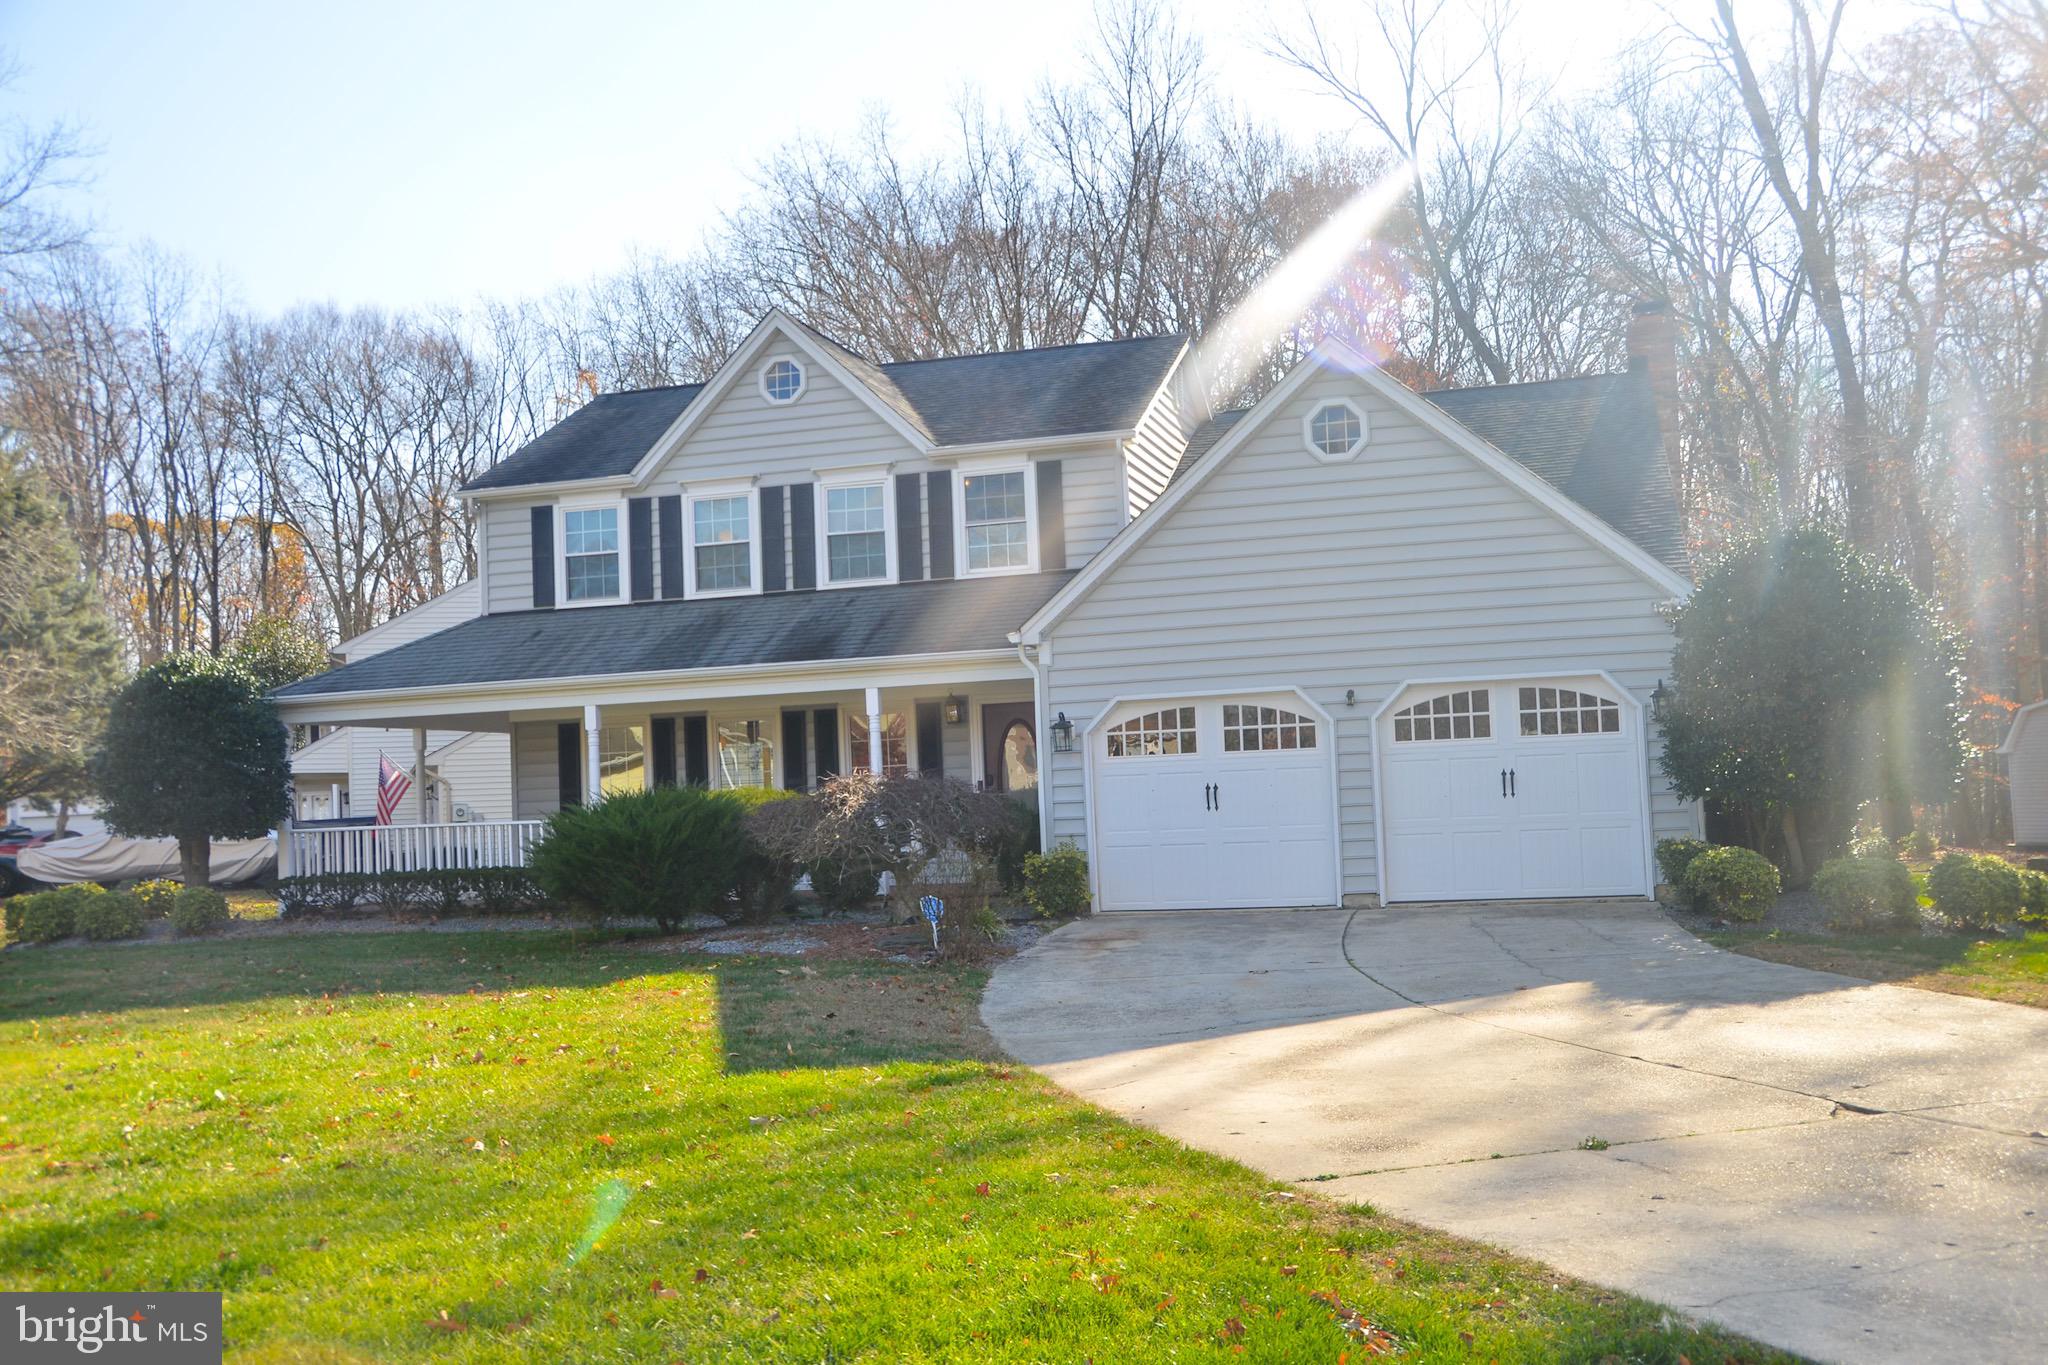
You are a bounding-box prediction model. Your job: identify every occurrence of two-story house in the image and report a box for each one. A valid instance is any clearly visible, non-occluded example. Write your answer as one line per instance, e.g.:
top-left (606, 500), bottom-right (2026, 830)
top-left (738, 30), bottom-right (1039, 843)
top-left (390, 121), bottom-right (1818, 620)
top-left (273, 306), bottom-right (1699, 910)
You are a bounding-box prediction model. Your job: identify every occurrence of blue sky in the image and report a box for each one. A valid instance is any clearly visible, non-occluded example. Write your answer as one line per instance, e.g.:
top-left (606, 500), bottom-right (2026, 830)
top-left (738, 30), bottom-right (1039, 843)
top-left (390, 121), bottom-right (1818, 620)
top-left (5, 0), bottom-right (1736, 315)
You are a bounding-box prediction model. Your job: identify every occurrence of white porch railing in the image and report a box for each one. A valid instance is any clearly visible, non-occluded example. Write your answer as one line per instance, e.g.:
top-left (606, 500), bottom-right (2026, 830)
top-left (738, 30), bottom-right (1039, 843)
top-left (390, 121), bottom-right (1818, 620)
top-left (285, 820), bottom-right (546, 877)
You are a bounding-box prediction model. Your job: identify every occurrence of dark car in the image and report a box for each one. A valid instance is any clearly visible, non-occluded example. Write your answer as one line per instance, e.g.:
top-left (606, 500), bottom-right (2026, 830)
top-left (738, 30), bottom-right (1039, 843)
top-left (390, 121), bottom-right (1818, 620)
top-left (0, 827), bottom-right (80, 896)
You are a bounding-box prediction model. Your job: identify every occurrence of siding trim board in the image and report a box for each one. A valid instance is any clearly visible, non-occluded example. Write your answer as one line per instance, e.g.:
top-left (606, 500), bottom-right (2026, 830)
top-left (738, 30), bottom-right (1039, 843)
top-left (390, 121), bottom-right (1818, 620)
top-left (1017, 340), bottom-right (1692, 645)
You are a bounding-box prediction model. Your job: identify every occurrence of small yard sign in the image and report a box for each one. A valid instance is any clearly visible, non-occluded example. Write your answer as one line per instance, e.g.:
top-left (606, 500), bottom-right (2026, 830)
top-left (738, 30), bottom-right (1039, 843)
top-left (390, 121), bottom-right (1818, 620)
top-left (920, 895), bottom-right (944, 949)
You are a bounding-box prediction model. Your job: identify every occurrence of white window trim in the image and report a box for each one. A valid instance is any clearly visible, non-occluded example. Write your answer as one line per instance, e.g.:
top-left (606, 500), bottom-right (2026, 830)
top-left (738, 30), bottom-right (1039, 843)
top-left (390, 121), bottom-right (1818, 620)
top-left (682, 486), bottom-right (763, 599)
top-left (841, 703), bottom-right (916, 778)
top-left (759, 353), bottom-right (807, 405)
top-left (1301, 398), bottom-right (1368, 463)
top-left (555, 497), bottom-right (630, 608)
top-left (815, 470), bottom-right (896, 589)
top-left (953, 461), bottom-right (1039, 578)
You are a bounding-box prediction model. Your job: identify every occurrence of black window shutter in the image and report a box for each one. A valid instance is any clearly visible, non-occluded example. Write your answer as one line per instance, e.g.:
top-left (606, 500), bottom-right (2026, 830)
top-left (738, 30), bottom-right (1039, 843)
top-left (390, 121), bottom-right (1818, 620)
top-left (531, 507), bottom-right (556, 608)
top-left (682, 715), bottom-right (709, 786)
top-left (789, 483), bottom-right (817, 590)
top-left (916, 700), bottom-right (943, 778)
top-left (650, 716), bottom-right (677, 787)
top-left (556, 722), bottom-right (580, 807)
top-left (628, 497), bottom-right (654, 601)
top-left (658, 495), bottom-right (684, 599)
top-left (812, 708), bottom-right (840, 781)
top-left (781, 710), bottom-right (809, 791)
top-left (925, 471), bottom-right (955, 579)
top-left (895, 472), bottom-right (924, 581)
top-left (1036, 460), bottom-right (1065, 571)
top-left (760, 485), bottom-right (786, 592)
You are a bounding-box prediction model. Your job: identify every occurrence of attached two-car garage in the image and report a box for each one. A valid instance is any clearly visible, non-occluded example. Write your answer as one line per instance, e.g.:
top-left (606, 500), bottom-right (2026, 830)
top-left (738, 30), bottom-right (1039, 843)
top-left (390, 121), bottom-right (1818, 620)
top-left (1085, 678), bottom-right (1651, 912)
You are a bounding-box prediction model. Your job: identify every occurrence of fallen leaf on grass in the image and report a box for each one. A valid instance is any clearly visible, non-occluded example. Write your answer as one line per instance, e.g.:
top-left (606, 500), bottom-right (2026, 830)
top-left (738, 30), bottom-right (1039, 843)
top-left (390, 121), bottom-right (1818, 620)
top-left (692, 1268), bottom-right (709, 1283)
top-left (649, 1278), bottom-right (678, 1299)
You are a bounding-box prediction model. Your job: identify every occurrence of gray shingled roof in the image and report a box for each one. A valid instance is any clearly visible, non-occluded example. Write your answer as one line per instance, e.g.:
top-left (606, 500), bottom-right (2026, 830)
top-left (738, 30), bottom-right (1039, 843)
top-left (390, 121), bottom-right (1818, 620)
top-left (273, 572), bottom-right (1076, 700)
top-left (1172, 368), bottom-right (1686, 571)
top-left (463, 332), bottom-right (1186, 492)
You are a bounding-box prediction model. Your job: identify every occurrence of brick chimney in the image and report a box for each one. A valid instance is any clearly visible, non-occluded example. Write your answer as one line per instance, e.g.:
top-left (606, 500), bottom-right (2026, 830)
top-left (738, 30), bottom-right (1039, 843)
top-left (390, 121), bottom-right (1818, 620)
top-left (1626, 298), bottom-right (1683, 499)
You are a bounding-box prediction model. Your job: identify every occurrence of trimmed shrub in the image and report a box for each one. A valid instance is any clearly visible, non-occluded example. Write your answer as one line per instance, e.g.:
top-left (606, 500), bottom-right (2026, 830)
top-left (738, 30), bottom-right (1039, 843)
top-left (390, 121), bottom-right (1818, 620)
top-left (1812, 854), bottom-right (1918, 931)
top-left (1928, 852), bottom-right (2023, 931)
top-left (724, 788), bottom-right (804, 922)
top-left (77, 891), bottom-right (147, 941)
top-left (1022, 844), bottom-right (1089, 920)
top-left (276, 868), bottom-right (550, 918)
top-left (1681, 845), bottom-right (1780, 922)
top-left (10, 883), bottom-right (110, 942)
top-left (2020, 870), bottom-right (2048, 926)
top-left (466, 867), bottom-right (550, 915)
top-left (168, 886), bottom-right (231, 935)
top-left (1904, 828), bottom-right (1937, 860)
top-left (131, 879), bottom-right (182, 919)
top-left (530, 786), bottom-right (748, 932)
top-left (994, 795), bottom-right (1041, 892)
top-left (1655, 837), bottom-right (1711, 889)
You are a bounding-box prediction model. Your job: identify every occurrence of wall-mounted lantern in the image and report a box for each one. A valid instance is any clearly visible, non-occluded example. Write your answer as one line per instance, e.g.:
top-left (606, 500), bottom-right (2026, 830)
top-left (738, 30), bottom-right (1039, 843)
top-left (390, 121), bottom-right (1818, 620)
top-left (1050, 711), bottom-right (1074, 753)
top-left (1651, 678), bottom-right (1670, 720)
top-left (943, 694), bottom-right (966, 725)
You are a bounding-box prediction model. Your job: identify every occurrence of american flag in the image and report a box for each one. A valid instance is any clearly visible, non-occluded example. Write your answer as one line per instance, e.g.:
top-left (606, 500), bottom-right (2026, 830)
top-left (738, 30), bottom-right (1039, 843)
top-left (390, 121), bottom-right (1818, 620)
top-left (375, 753), bottom-right (414, 826)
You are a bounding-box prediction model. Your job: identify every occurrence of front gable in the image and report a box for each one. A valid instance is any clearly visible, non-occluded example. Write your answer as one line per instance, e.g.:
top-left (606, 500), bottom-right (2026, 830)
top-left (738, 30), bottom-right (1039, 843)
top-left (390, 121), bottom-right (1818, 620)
top-left (630, 313), bottom-right (931, 491)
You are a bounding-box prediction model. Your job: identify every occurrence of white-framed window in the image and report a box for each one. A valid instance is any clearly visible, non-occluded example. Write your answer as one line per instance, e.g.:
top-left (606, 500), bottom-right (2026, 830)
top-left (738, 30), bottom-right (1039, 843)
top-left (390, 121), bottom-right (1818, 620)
top-left (717, 719), bottom-right (775, 788)
top-left (760, 356), bottom-right (805, 404)
top-left (1104, 706), bottom-right (1198, 758)
top-left (846, 710), bottom-right (911, 778)
top-left (687, 492), bottom-right (756, 595)
top-left (559, 500), bottom-right (627, 605)
top-left (822, 481), bottom-right (890, 584)
top-left (1391, 689), bottom-right (1491, 742)
top-left (1519, 686), bottom-right (1621, 737)
top-left (1302, 399), bottom-right (1367, 461)
top-left (960, 468), bottom-right (1034, 574)
top-left (1223, 703), bottom-right (1317, 752)
top-left (597, 724), bottom-right (646, 798)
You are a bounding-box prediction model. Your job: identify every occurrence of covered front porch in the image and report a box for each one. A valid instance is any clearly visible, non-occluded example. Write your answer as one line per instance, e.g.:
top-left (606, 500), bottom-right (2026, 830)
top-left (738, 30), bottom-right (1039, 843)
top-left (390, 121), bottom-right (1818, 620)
top-left (274, 654), bottom-right (1044, 876)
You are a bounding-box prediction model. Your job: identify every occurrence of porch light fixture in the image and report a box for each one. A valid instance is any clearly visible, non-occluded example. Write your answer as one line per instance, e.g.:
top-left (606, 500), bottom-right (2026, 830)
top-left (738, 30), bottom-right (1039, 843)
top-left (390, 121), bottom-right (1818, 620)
top-left (944, 694), bottom-right (966, 725)
top-left (1651, 678), bottom-right (1669, 719)
top-left (1050, 711), bottom-right (1074, 753)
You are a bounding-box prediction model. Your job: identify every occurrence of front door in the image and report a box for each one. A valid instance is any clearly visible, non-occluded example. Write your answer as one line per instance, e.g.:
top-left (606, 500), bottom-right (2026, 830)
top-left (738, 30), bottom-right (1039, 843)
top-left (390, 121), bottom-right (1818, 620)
top-left (981, 703), bottom-right (1037, 793)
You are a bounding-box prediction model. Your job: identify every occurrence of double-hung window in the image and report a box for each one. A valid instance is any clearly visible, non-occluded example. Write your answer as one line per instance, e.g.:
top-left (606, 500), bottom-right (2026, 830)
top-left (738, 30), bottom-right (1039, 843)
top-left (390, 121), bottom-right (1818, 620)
top-left (824, 483), bottom-right (888, 583)
top-left (962, 469), bottom-right (1031, 573)
top-left (561, 504), bottom-right (623, 603)
top-left (691, 494), bottom-right (752, 594)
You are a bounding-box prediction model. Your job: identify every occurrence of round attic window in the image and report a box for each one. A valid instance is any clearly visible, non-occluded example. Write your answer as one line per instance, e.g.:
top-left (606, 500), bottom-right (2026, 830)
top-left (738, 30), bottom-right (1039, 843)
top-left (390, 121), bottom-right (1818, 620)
top-left (1303, 400), bottom-right (1367, 461)
top-left (762, 357), bottom-right (805, 404)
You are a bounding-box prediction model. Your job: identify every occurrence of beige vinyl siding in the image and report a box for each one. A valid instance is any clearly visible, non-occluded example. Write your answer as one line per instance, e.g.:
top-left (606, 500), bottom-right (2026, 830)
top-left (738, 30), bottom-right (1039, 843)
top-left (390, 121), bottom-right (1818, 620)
top-left (1122, 380), bottom-right (1191, 516)
top-left (513, 721), bottom-right (564, 819)
top-left (481, 500), bottom-right (534, 614)
top-left (338, 729), bottom-right (513, 823)
top-left (1042, 363), bottom-right (1695, 902)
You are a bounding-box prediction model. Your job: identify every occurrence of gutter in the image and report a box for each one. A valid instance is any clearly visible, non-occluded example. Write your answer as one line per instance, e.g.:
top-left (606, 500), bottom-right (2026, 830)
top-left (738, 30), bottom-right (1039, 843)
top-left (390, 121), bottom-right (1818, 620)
top-left (1013, 634), bottom-right (1052, 849)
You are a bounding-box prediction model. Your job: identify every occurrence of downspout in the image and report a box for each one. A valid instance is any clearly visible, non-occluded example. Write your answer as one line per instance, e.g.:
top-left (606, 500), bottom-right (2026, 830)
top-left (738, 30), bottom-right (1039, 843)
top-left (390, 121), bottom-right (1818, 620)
top-left (1014, 636), bottom-right (1051, 848)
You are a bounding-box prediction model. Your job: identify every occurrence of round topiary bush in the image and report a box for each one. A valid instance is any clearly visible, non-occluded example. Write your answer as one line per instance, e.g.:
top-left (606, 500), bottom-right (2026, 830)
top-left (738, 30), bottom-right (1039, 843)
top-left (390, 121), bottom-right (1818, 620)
top-left (167, 886), bottom-right (231, 936)
top-left (1681, 845), bottom-right (1780, 922)
top-left (1812, 853), bottom-right (1919, 931)
top-left (1655, 837), bottom-right (1711, 890)
top-left (1022, 844), bottom-right (1089, 919)
top-left (131, 879), bottom-right (182, 919)
top-left (1927, 852), bottom-right (2023, 931)
top-left (76, 890), bottom-right (147, 941)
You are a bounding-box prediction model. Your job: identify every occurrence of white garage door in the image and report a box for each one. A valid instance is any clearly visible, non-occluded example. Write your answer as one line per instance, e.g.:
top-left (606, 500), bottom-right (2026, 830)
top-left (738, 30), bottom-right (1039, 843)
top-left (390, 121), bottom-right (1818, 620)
top-left (1379, 680), bottom-right (1648, 902)
top-left (1093, 694), bottom-right (1339, 911)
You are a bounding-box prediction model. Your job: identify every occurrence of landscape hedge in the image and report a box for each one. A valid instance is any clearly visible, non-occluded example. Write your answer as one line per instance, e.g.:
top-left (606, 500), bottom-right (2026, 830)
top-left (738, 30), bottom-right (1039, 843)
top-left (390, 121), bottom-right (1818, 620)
top-left (1680, 845), bottom-right (1780, 921)
top-left (1927, 852), bottom-right (2024, 931)
top-left (1812, 853), bottom-right (1919, 931)
top-left (277, 867), bottom-right (550, 918)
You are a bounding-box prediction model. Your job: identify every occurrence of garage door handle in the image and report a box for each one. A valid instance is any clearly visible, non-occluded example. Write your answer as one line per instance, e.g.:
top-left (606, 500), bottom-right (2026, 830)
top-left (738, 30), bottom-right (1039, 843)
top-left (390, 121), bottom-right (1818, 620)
top-left (1500, 768), bottom-right (1508, 798)
top-left (1509, 768), bottom-right (1516, 797)
top-left (1214, 783), bottom-right (1220, 811)
top-left (1203, 782), bottom-right (1213, 811)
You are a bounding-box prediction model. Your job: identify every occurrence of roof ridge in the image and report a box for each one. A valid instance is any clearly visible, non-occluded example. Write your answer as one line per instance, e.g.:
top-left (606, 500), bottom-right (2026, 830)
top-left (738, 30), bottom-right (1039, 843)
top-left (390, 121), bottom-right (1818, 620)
top-left (1423, 370), bottom-right (1631, 397)
top-left (879, 332), bottom-right (1186, 370)
top-left (596, 380), bottom-right (708, 398)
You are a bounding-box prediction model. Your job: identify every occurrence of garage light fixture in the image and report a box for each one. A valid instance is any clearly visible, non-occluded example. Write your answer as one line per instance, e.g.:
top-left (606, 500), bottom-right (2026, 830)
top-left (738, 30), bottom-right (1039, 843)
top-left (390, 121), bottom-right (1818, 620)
top-left (944, 694), bottom-right (966, 725)
top-left (1050, 712), bottom-right (1074, 753)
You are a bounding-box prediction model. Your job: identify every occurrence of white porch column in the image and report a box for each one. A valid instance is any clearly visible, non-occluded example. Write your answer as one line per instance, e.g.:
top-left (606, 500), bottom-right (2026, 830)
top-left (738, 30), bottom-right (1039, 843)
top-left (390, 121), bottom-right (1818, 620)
top-left (412, 727), bottom-right (428, 823)
top-left (329, 782), bottom-right (342, 818)
top-left (864, 686), bottom-right (884, 775)
top-left (584, 704), bottom-right (602, 802)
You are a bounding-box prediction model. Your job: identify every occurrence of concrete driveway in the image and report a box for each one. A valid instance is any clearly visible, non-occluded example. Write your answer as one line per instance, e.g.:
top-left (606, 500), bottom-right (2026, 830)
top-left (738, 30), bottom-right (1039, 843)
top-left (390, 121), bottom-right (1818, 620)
top-left (982, 903), bottom-right (2048, 1364)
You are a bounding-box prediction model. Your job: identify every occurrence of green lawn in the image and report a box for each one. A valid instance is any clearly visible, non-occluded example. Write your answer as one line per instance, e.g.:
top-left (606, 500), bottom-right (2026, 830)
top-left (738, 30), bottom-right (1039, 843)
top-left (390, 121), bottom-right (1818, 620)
top-left (1708, 928), bottom-right (2048, 1009)
top-left (0, 932), bottom-right (1786, 1362)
